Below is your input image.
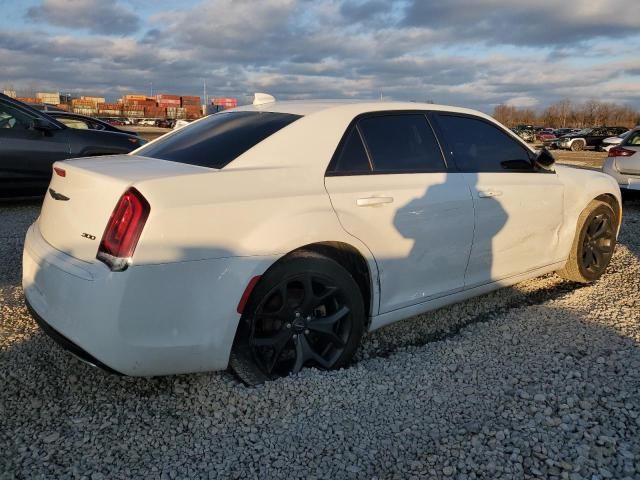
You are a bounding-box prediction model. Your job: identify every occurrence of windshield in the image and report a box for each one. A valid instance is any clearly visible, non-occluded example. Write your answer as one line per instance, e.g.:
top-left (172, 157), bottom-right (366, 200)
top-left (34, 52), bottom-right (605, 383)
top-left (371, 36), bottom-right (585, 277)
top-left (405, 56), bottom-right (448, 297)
top-left (136, 111), bottom-right (301, 169)
top-left (575, 128), bottom-right (593, 135)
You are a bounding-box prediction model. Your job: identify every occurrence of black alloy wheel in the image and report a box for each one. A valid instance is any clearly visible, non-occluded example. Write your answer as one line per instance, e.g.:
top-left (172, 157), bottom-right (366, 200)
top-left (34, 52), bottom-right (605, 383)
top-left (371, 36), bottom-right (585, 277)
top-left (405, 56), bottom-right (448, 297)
top-left (579, 211), bottom-right (615, 276)
top-left (229, 251), bottom-right (365, 385)
top-left (556, 199), bottom-right (617, 283)
top-left (249, 273), bottom-right (351, 376)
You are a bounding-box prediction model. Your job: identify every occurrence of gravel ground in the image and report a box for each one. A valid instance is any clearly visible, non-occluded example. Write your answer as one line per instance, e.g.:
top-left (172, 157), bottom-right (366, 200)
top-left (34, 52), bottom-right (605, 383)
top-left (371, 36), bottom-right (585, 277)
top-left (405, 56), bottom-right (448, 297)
top-left (1, 194), bottom-right (639, 479)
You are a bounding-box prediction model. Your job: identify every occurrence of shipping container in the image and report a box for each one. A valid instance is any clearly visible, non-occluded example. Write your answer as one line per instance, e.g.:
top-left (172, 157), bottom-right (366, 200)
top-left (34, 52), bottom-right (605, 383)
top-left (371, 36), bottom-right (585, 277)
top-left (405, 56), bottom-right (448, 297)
top-left (73, 106), bottom-right (97, 115)
top-left (36, 92), bottom-right (61, 105)
top-left (55, 104), bottom-right (70, 111)
top-left (16, 97), bottom-right (38, 104)
top-left (122, 109), bottom-right (144, 117)
top-left (212, 97), bottom-right (238, 107)
top-left (97, 102), bottom-right (121, 110)
top-left (124, 94), bottom-right (147, 101)
top-left (156, 94), bottom-right (181, 101)
top-left (3, 89), bottom-right (16, 98)
top-left (80, 96), bottom-right (106, 104)
top-left (158, 99), bottom-right (181, 106)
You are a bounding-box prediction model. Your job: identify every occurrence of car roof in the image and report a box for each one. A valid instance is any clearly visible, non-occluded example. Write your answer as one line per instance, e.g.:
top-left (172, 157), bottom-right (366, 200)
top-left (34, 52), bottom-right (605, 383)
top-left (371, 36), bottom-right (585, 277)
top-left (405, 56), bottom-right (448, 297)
top-left (233, 99), bottom-right (492, 120)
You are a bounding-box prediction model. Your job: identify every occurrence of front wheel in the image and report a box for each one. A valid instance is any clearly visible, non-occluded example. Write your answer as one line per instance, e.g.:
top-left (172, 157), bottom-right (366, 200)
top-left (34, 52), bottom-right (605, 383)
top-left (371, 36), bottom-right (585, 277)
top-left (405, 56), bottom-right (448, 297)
top-left (570, 140), bottom-right (585, 151)
top-left (229, 251), bottom-right (365, 385)
top-left (556, 200), bottom-right (617, 283)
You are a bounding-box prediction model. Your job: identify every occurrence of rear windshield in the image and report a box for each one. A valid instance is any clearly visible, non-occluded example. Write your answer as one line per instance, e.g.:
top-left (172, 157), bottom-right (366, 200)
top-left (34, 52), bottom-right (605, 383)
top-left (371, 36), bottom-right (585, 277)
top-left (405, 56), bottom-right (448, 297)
top-left (135, 111), bottom-right (301, 169)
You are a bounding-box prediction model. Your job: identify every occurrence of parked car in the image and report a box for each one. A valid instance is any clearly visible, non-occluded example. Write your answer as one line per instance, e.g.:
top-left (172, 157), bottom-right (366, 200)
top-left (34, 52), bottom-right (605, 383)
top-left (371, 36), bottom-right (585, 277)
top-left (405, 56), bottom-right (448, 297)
top-left (23, 96), bottom-right (621, 384)
top-left (599, 130), bottom-right (631, 152)
top-left (0, 93), bottom-right (146, 198)
top-left (512, 125), bottom-right (535, 142)
top-left (603, 127), bottom-right (640, 192)
top-left (553, 128), bottom-right (575, 137)
top-left (536, 128), bottom-right (556, 143)
top-left (555, 126), bottom-right (628, 151)
top-left (44, 111), bottom-right (138, 136)
top-left (156, 119), bottom-right (175, 128)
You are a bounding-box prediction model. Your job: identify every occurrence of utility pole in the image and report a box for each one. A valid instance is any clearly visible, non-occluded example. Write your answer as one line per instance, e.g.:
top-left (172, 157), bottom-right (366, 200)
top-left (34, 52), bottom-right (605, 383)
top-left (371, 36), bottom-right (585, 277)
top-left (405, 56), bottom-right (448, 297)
top-left (150, 82), bottom-right (153, 97)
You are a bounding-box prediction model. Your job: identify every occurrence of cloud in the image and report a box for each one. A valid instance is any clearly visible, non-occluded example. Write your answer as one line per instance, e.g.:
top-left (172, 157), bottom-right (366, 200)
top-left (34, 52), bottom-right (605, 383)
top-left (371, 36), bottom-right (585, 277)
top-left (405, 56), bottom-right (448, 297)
top-left (2, 0), bottom-right (639, 112)
top-left (402, 0), bottom-right (640, 47)
top-left (26, 0), bottom-right (139, 35)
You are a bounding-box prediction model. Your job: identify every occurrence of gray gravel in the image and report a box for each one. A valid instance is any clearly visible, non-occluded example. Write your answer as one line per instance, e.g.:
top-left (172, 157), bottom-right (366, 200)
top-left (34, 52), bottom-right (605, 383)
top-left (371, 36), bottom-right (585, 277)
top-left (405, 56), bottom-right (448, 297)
top-left (1, 195), bottom-right (640, 479)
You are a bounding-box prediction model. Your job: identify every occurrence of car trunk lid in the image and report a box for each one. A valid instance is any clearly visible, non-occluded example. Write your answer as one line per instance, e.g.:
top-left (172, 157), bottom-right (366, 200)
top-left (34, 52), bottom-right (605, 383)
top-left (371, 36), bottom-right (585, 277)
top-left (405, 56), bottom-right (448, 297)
top-left (39, 155), bottom-right (208, 262)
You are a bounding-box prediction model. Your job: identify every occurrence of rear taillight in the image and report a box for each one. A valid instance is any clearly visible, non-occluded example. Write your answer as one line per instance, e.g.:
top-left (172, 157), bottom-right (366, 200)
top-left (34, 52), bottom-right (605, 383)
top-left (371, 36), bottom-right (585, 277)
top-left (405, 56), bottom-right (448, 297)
top-left (97, 188), bottom-right (150, 271)
top-left (53, 167), bottom-right (66, 177)
top-left (608, 147), bottom-right (636, 157)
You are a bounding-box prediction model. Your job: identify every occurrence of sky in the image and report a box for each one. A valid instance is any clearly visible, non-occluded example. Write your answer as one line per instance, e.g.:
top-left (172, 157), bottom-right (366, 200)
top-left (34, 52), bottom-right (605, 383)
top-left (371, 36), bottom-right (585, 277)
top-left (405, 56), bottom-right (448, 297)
top-left (1, 0), bottom-right (639, 113)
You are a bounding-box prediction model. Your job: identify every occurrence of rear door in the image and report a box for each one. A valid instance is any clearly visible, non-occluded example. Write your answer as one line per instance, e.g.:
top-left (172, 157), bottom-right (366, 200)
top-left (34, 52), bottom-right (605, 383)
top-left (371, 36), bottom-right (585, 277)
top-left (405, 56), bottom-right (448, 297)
top-left (433, 113), bottom-right (564, 288)
top-left (325, 112), bottom-right (474, 314)
top-left (0, 100), bottom-right (70, 197)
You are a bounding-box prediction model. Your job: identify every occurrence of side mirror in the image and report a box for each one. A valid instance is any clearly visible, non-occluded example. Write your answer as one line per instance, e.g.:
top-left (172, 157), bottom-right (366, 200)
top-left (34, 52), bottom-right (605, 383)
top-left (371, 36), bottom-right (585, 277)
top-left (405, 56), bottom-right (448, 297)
top-left (533, 147), bottom-right (555, 171)
top-left (30, 118), bottom-right (55, 131)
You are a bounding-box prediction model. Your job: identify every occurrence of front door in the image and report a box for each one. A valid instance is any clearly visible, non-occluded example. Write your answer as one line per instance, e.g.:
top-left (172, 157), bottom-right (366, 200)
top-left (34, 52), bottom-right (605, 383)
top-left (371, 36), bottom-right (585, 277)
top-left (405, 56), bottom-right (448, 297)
top-left (433, 113), bottom-right (564, 287)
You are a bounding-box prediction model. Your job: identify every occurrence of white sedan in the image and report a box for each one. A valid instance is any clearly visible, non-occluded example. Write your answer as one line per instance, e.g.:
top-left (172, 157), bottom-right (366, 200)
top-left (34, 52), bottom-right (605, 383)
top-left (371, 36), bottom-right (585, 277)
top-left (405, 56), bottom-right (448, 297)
top-left (23, 95), bottom-right (622, 384)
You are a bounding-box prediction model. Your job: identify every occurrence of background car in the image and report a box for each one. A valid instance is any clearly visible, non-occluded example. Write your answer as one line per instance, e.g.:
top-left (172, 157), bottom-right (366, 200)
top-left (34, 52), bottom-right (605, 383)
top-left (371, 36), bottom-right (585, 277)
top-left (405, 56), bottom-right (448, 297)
top-left (599, 129), bottom-right (631, 152)
top-left (0, 93), bottom-right (146, 198)
top-left (43, 111), bottom-right (138, 136)
top-left (555, 126), bottom-right (628, 151)
top-left (22, 96), bottom-right (621, 385)
top-left (603, 127), bottom-right (640, 192)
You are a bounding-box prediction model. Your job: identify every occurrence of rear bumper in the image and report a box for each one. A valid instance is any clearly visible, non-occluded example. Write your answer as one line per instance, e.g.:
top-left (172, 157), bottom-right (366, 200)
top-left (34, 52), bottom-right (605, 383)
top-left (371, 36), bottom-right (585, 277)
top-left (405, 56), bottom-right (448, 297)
top-left (26, 300), bottom-right (122, 374)
top-left (602, 159), bottom-right (640, 191)
top-left (22, 222), bottom-right (278, 376)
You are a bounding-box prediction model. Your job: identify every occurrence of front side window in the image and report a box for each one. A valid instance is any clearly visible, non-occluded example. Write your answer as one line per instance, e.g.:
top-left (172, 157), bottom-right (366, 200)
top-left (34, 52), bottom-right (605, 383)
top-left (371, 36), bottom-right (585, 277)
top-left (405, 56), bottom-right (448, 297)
top-left (436, 114), bottom-right (532, 172)
top-left (136, 111), bottom-right (301, 169)
top-left (357, 114), bottom-right (446, 172)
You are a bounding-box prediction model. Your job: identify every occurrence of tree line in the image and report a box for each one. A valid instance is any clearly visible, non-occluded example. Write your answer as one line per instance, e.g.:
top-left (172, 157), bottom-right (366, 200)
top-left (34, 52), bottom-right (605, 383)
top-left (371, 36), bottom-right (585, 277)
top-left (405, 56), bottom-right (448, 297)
top-left (493, 100), bottom-right (640, 129)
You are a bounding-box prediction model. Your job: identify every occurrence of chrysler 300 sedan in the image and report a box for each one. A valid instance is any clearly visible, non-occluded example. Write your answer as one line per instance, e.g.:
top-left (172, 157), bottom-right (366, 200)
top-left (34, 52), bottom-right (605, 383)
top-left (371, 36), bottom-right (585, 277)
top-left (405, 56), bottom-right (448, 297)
top-left (23, 95), bottom-right (622, 384)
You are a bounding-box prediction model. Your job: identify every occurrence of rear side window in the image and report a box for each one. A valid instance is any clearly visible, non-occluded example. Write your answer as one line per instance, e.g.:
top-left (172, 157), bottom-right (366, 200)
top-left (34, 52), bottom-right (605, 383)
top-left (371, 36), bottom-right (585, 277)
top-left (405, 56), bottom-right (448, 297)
top-left (333, 127), bottom-right (371, 173)
top-left (136, 111), bottom-right (301, 169)
top-left (624, 131), bottom-right (640, 145)
top-left (436, 114), bottom-right (532, 172)
top-left (358, 115), bottom-right (445, 172)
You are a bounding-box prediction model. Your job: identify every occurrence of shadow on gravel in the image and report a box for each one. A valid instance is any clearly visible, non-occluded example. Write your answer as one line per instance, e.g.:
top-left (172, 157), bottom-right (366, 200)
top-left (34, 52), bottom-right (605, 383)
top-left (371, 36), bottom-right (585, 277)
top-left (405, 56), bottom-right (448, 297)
top-left (1, 280), bottom-right (639, 479)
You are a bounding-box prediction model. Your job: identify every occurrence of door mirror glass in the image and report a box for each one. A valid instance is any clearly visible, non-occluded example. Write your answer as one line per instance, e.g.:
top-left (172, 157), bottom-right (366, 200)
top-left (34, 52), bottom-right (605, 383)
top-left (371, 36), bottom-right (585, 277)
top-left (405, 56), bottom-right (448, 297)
top-left (534, 147), bottom-right (555, 171)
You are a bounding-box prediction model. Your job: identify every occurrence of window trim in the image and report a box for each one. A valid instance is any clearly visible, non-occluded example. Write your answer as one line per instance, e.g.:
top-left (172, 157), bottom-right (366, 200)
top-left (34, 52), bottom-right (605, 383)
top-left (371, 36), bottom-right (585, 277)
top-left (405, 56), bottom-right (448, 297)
top-left (325, 110), bottom-right (450, 177)
top-left (431, 111), bottom-right (554, 174)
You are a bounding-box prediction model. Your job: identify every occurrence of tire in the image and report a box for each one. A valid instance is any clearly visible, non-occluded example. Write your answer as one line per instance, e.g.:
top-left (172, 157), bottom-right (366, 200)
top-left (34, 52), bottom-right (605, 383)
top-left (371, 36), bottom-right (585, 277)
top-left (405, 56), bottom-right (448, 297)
top-left (229, 251), bottom-right (365, 385)
top-left (570, 140), bottom-right (585, 152)
top-left (556, 200), bottom-right (617, 283)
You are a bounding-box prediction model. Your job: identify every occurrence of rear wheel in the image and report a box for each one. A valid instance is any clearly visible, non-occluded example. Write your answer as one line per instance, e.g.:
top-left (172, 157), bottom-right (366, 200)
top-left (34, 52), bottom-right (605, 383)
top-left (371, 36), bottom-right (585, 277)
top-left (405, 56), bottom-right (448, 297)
top-left (556, 200), bottom-right (617, 283)
top-left (570, 140), bottom-right (585, 151)
top-left (229, 251), bottom-right (365, 385)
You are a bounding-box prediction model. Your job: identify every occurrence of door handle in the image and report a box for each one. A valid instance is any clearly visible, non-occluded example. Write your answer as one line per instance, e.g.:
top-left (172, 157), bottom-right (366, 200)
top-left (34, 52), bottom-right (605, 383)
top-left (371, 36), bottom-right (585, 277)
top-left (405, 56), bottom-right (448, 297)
top-left (478, 190), bottom-right (503, 198)
top-left (357, 196), bottom-right (394, 207)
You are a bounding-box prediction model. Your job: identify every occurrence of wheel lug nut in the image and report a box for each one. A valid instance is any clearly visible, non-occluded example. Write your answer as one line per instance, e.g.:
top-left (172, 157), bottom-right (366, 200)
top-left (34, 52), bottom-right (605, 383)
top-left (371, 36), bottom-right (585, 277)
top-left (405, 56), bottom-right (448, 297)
top-left (295, 312), bottom-right (301, 318)
top-left (286, 323), bottom-right (291, 329)
top-left (306, 316), bottom-right (311, 321)
top-left (292, 334), bottom-right (297, 339)
top-left (305, 329), bottom-right (309, 334)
